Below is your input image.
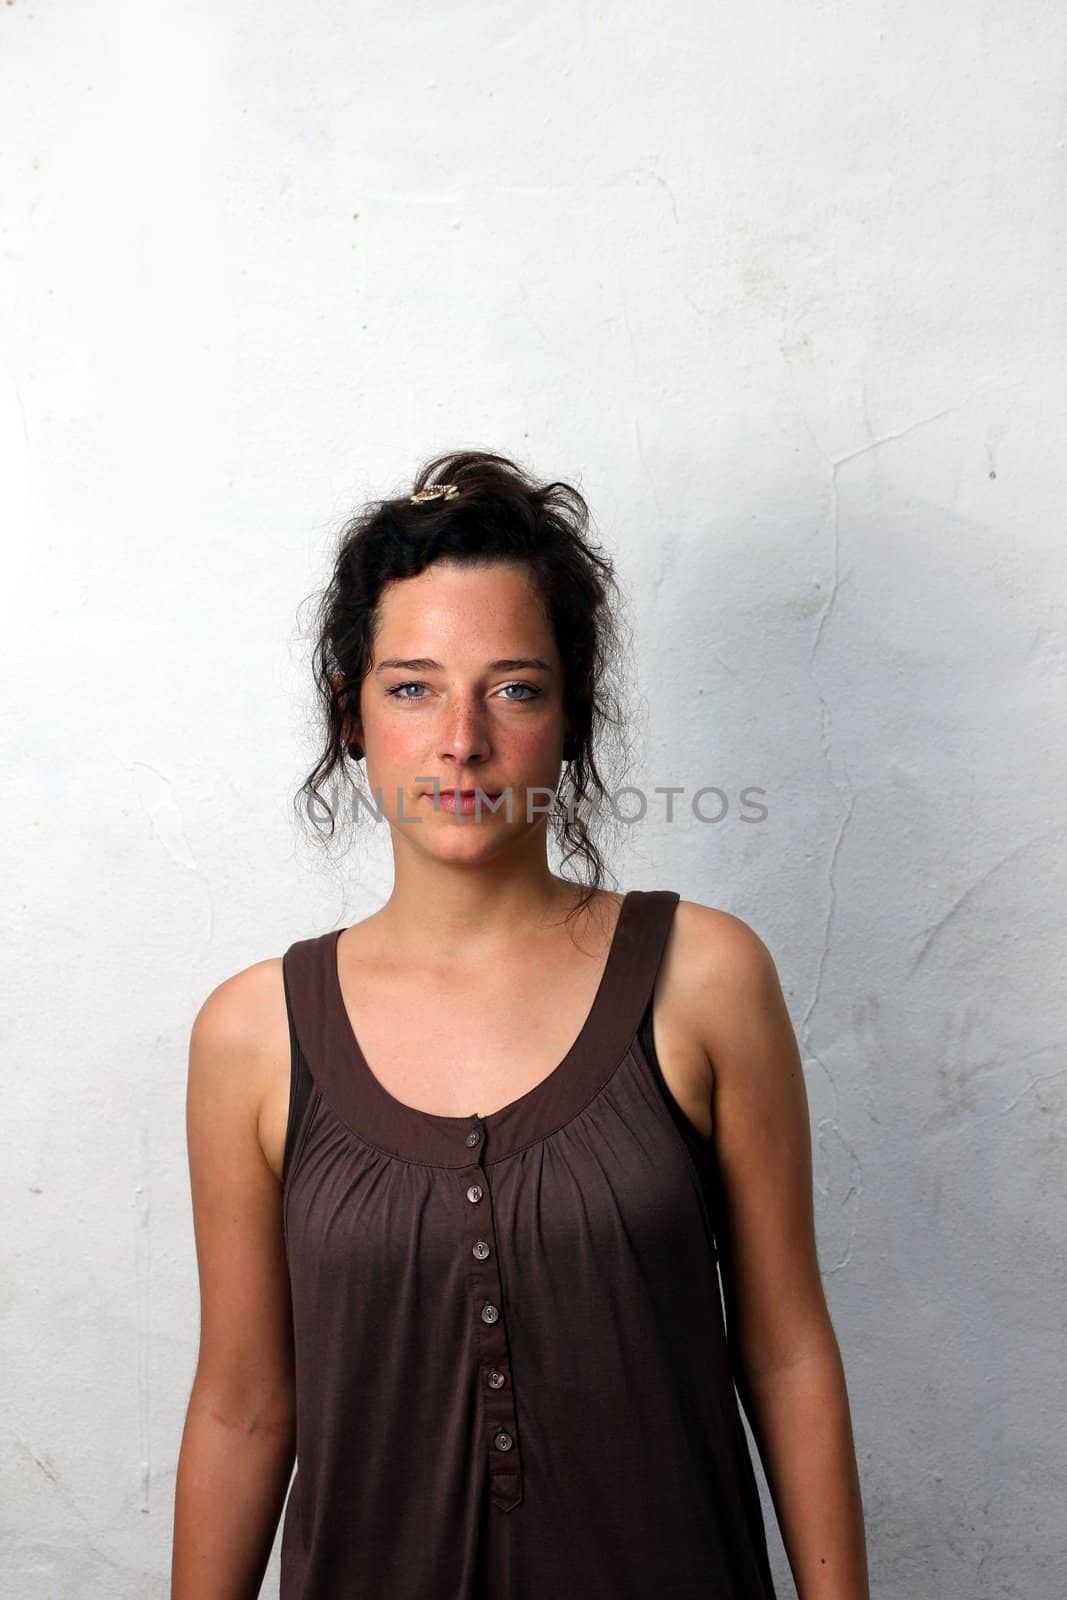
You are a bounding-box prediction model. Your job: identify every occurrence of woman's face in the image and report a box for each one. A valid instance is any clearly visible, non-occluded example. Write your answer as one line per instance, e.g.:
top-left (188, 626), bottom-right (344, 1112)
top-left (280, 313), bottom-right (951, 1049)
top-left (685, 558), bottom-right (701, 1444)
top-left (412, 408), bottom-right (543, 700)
top-left (346, 559), bottom-right (569, 862)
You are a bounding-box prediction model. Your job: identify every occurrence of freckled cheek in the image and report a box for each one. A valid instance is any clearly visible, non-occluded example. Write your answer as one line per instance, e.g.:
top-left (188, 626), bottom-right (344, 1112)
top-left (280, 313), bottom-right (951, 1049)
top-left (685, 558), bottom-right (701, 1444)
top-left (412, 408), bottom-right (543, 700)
top-left (364, 720), bottom-right (424, 788)
top-left (511, 721), bottom-right (564, 770)
top-left (374, 720), bottom-right (424, 763)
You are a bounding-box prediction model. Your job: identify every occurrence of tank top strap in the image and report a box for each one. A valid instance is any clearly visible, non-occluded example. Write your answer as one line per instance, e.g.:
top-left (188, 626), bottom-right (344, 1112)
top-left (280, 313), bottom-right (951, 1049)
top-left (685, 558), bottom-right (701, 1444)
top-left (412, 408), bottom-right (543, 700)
top-left (281, 932), bottom-right (340, 1170)
top-left (594, 887), bottom-right (681, 1054)
top-left (281, 961), bottom-right (314, 1187)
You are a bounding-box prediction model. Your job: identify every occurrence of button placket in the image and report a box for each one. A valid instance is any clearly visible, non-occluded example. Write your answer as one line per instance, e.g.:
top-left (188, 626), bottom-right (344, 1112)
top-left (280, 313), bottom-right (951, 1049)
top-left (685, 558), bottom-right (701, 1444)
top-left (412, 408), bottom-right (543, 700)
top-left (460, 1120), bottom-right (523, 1511)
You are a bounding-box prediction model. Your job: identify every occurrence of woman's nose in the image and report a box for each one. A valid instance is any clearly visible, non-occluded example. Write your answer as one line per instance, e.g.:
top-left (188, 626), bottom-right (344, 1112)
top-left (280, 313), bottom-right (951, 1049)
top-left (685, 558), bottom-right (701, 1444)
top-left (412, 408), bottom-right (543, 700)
top-left (439, 697), bottom-right (490, 761)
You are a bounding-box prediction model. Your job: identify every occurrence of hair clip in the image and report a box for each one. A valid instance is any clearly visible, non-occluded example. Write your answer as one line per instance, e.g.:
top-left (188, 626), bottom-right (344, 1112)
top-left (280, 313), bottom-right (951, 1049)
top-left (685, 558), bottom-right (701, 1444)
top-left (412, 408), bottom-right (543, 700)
top-left (410, 482), bottom-right (460, 504)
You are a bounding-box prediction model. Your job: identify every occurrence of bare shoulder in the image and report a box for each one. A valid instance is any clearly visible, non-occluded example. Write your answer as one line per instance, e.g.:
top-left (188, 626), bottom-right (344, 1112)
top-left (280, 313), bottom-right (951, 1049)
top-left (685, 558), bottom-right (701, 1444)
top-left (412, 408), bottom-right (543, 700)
top-left (668, 898), bottom-right (778, 995)
top-left (667, 901), bottom-right (828, 1376)
top-left (188, 955), bottom-right (290, 1156)
top-left (666, 899), bottom-right (790, 1079)
top-left (191, 955), bottom-right (289, 1059)
top-left (184, 958), bottom-right (298, 1433)
top-left (675, 896), bottom-right (777, 966)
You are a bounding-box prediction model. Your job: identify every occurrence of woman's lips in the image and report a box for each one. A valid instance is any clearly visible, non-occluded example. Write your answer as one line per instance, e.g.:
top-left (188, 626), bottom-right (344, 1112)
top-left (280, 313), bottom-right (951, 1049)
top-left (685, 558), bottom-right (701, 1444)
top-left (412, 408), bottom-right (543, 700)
top-left (426, 788), bottom-right (504, 814)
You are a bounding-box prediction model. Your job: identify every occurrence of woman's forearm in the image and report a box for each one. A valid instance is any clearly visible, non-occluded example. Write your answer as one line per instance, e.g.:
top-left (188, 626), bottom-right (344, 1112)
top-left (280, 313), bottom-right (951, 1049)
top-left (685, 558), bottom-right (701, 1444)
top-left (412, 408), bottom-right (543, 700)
top-left (171, 1388), bottom-right (296, 1600)
top-left (740, 1336), bottom-right (870, 1600)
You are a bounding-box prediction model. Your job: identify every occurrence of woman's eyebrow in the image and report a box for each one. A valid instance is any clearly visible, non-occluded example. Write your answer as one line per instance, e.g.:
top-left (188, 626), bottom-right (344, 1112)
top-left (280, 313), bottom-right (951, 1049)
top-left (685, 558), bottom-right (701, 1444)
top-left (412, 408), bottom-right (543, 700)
top-left (374, 657), bottom-right (554, 675)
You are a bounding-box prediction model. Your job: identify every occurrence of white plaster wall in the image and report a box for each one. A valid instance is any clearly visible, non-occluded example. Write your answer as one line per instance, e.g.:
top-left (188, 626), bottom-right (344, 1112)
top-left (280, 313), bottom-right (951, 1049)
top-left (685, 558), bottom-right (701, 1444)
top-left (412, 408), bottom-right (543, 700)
top-left (2, 2), bottom-right (1064, 1595)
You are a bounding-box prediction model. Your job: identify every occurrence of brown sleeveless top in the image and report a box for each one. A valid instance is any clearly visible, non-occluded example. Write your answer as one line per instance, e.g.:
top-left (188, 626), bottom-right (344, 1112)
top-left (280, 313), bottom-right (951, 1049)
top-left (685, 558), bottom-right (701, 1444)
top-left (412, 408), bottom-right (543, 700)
top-left (279, 888), bottom-right (776, 1598)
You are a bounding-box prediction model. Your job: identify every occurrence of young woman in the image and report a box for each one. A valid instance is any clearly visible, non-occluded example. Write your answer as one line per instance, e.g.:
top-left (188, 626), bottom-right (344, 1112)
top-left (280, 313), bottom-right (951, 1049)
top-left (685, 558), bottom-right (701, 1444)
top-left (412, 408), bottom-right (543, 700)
top-left (172, 451), bottom-right (870, 1599)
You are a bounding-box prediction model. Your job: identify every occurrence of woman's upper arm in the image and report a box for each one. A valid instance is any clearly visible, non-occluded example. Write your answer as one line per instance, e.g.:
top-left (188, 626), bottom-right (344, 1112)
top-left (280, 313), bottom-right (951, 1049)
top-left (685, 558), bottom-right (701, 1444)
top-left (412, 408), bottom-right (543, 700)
top-left (682, 904), bottom-right (833, 1380)
top-left (184, 959), bottom-right (296, 1431)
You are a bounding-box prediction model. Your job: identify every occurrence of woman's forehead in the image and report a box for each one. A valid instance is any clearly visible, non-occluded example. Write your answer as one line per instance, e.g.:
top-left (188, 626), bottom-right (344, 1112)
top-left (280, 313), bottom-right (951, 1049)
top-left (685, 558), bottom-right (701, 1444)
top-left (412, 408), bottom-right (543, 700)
top-left (376, 561), bottom-right (551, 637)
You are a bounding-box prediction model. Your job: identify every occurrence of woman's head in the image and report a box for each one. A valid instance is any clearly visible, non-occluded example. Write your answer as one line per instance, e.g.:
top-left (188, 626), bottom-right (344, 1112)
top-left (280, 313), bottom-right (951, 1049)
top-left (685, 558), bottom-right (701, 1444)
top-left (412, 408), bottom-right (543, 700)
top-left (296, 450), bottom-right (629, 907)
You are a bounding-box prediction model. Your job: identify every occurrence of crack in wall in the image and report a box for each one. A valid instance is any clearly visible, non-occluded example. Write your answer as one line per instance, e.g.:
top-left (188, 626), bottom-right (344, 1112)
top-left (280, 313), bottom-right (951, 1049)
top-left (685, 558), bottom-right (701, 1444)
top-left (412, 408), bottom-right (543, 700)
top-left (909, 824), bottom-right (1066, 975)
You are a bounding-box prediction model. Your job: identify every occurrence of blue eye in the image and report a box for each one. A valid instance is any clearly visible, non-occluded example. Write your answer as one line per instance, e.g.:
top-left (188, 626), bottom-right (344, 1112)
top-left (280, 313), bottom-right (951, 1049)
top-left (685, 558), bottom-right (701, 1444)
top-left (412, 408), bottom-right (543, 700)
top-left (386, 682), bottom-right (541, 703)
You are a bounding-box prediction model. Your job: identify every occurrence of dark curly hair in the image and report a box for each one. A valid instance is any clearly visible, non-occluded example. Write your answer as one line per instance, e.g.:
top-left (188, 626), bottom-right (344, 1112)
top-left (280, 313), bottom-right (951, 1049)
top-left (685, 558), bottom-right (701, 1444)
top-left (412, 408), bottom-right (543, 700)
top-left (294, 449), bottom-right (633, 916)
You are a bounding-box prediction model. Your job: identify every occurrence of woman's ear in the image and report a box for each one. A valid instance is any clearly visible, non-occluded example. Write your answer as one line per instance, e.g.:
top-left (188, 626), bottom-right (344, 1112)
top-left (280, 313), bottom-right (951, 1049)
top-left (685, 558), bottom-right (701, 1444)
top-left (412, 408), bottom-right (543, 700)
top-left (331, 672), bottom-right (364, 758)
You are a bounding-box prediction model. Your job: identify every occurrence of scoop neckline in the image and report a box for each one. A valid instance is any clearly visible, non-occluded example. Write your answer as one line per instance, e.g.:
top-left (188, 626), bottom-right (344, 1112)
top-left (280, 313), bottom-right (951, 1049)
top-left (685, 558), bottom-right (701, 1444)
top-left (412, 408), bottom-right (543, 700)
top-left (329, 889), bottom-right (637, 1132)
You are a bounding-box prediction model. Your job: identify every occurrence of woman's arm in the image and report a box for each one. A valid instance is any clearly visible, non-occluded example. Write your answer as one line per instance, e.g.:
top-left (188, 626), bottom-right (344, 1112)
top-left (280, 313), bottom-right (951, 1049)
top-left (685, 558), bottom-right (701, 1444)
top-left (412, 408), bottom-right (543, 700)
top-left (172, 963), bottom-right (297, 1600)
top-left (680, 903), bottom-right (870, 1600)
